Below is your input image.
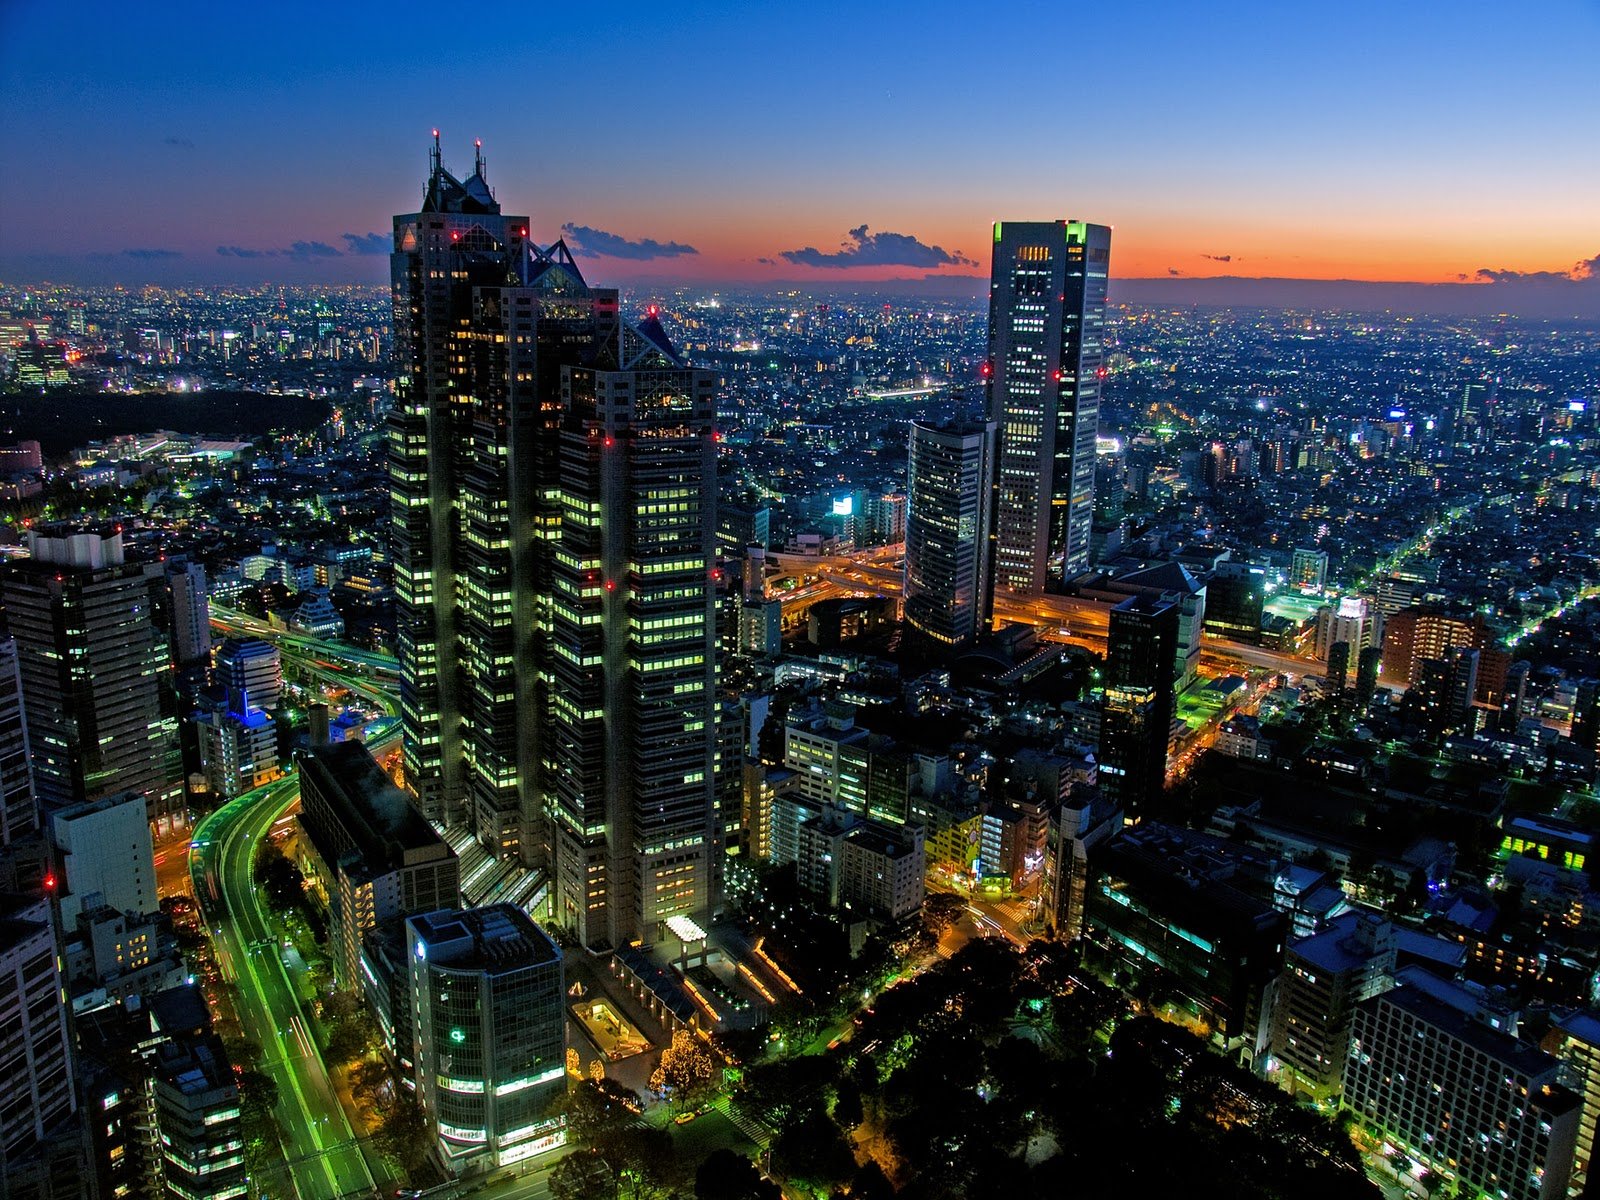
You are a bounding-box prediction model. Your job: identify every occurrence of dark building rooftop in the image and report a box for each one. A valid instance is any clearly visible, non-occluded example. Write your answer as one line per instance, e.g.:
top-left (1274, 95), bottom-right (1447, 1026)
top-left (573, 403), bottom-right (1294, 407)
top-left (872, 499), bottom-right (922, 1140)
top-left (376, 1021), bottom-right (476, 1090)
top-left (408, 903), bottom-right (560, 974)
top-left (297, 740), bottom-right (454, 883)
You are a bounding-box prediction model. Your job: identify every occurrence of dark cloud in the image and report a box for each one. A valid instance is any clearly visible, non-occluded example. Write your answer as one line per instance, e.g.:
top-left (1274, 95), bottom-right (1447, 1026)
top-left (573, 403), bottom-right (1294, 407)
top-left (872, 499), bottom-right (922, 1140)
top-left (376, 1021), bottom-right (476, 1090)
top-left (1169, 268), bottom-right (1184, 276)
top-left (1474, 253), bottom-right (1599, 285)
top-left (124, 248), bottom-right (182, 260)
top-left (341, 232), bottom-right (389, 256)
top-left (779, 225), bottom-right (976, 270)
top-left (1201, 253), bottom-right (1233, 263)
top-left (217, 245), bottom-right (275, 258)
top-left (755, 257), bottom-right (776, 266)
top-left (286, 240), bottom-right (341, 260)
top-left (560, 223), bottom-right (698, 261)
top-left (163, 136), bottom-right (195, 149)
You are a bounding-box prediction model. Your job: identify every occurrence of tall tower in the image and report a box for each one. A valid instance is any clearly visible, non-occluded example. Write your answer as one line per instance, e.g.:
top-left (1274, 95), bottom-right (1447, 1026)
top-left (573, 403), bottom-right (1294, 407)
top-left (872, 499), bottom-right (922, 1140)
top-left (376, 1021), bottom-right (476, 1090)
top-left (986, 220), bottom-right (1112, 596)
top-left (904, 419), bottom-right (996, 649)
top-left (1099, 594), bottom-right (1178, 820)
top-left (389, 134), bottom-right (532, 831)
top-left (1, 527), bottom-right (179, 819)
top-left (548, 319), bottom-right (719, 949)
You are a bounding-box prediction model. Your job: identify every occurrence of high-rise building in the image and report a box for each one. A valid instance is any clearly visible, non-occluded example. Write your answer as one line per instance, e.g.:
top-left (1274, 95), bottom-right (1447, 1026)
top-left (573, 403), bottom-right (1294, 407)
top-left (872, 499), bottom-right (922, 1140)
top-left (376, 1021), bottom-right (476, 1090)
top-left (1204, 561), bottom-right (1265, 644)
top-left (2, 527), bottom-right (179, 818)
top-left (163, 559), bottom-right (211, 668)
top-left (388, 142), bottom-right (720, 938)
top-left (1345, 981), bottom-right (1579, 1200)
top-left (1314, 596), bottom-right (1372, 663)
top-left (547, 339), bottom-right (719, 949)
top-left (1326, 640), bottom-right (1350, 696)
top-left (298, 741), bottom-right (460, 988)
top-left (1355, 645), bottom-right (1383, 708)
top-left (985, 220), bottom-right (1112, 596)
top-left (408, 905), bottom-right (566, 1174)
top-left (903, 419), bottom-right (996, 648)
top-left (0, 638), bottom-right (40, 863)
top-left (49, 790), bottom-right (157, 928)
top-left (213, 637), bottom-right (282, 714)
top-left (150, 1035), bottom-right (246, 1200)
top-left (388, 135), bottom-right (538, 834)
top-left (1381, 606), bottom-right (1509, 703)
top-left (1098, 595), bottom-right (1179, 819)
top-left (1289, 548), bottom-right (1329, 594)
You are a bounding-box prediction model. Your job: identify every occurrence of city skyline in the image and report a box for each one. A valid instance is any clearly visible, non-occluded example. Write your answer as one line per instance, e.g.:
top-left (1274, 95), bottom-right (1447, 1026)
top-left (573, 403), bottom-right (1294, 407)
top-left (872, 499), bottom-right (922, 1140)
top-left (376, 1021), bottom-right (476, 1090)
top-left (1, 0), bottom-right (1598, 313)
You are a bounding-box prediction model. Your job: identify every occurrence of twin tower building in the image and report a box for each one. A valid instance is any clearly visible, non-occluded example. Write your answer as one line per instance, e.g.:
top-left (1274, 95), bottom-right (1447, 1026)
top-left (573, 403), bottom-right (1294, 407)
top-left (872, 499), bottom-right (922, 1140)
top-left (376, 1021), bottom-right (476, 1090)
top-left (390, 138), bottom-right (1108, 950)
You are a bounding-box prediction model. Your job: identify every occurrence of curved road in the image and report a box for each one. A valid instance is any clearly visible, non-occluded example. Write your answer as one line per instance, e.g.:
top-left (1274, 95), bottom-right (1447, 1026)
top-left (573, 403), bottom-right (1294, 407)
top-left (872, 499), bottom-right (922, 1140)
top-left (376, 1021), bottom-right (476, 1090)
top-left (191, 730), bottom-right (400, 1199)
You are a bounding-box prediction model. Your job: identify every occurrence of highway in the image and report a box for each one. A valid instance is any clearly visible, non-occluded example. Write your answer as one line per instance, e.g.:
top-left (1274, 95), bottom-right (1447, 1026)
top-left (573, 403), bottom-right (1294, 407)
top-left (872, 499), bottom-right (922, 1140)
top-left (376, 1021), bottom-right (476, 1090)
top-left (189, 616), bottom-right (405, 1200)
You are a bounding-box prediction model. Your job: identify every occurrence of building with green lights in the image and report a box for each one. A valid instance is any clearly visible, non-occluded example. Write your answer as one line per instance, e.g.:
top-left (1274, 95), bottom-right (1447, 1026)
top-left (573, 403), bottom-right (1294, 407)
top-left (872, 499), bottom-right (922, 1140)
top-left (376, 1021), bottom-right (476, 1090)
top-left (407, 905), bottom-right (566, 1176)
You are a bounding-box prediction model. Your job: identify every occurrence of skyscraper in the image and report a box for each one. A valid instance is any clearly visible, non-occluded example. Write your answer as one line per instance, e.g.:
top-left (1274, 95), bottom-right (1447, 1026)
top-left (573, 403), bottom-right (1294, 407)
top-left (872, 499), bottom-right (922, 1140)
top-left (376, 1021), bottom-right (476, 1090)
top-left (904, 419), bottom-right (996, 648)
top-left (389, 141), bottom-right (719, 947)
top-left (548, 334), bottom-right (719, 949)
top-left (1099, 594), bottom-right (1178, 819)
top-left (2, 527), bottom-right (178, 819)
top-left (985, 220), bottom-right (1112, 596)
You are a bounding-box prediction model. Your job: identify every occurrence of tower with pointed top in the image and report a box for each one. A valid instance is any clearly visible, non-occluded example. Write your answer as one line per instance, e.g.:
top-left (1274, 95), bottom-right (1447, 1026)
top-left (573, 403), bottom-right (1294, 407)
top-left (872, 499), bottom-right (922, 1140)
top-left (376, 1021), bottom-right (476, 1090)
top-left (389, 140), bottom-right (719, 949)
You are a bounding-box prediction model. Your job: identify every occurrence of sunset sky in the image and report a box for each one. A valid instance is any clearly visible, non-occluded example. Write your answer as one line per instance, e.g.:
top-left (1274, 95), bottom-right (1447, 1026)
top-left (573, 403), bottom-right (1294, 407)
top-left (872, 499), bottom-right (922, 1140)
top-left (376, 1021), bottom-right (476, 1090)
top-left (1, 0), bottom-right (1596, 293)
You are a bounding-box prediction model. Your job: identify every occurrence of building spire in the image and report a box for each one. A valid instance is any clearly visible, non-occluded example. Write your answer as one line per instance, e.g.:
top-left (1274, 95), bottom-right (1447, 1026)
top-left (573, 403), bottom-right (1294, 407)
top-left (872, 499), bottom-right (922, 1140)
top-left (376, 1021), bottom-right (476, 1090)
top-left (474, 137), bottom-right (484, 178)
top-left (431, 128), bottom-right (442, 175)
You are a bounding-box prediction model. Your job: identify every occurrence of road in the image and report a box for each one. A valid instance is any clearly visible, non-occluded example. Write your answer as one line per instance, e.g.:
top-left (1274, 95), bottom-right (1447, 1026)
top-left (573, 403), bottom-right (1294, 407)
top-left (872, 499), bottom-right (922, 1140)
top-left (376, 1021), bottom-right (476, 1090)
top-left (191, 727), bottom-right (401, 1200)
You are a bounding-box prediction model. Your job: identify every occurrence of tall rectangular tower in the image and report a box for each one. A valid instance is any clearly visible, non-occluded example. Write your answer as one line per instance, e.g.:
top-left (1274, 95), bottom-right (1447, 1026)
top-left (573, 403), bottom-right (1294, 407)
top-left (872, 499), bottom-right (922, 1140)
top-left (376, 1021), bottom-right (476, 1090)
top-left (2, 527), bottom-right (178, 818)
top-left (904, 419), bottom-right (996, 648)
top-left (549, 327), bottom-right (719, 949)
top-left (1099, 594), bottom-right (1178, 819)
top-left (986, 220), bottom-right (1112, 595)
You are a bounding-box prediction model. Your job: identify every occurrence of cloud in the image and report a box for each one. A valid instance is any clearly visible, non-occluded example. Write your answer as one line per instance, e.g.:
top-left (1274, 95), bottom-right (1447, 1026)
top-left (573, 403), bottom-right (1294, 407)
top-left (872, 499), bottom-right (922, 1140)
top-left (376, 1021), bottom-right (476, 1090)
top-left (217, 245), bottom-right (275, 258)
top-left (755, 256), bottom-right (776, 266)
top-left (1473, 253), bottom-right (1599, 285)
top-left (163, 136), bottom-right (195, 149)
top-left (286, 240), bottom-right (341, 260)
top-left (341, 232), bottom-right (389, 256)
top-left (124, 248), bottom-right (182, 259)
top-left (1201, 253), bottom-right (1233, 263)
top-left (560, 223), bottom-right (698, 260)
top-left (1169, 268), bottom-right (1184, 276)
top-left (779, 225), bottom-right (976, 270)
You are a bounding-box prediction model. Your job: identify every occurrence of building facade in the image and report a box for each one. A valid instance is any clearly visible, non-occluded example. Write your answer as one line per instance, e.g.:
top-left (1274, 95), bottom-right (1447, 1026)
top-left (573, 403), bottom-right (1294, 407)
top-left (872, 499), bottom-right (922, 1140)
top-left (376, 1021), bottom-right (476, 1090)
top-left (903, 419), bottom-right (996, 648)
top-left (408, 906), bottom-right (566, 1175)
top-left (986, 220), bottom-right (1112, 595)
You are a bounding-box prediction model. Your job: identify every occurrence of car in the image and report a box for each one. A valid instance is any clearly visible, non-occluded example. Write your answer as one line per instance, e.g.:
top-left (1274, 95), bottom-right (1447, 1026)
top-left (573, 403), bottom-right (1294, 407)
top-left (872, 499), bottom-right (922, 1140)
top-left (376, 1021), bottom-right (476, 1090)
top-left (673, 1111), bottom-right (698, 1125)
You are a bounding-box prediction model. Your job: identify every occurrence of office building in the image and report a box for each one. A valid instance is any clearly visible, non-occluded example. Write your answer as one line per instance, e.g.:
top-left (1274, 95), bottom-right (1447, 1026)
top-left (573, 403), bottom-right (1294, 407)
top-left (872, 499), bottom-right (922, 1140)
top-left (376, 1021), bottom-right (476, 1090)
top-left (1204, 561), bottom-right (1265, 643)
top-left (1043, 787), bottom-right (1122, 942)
top-left (164, 559), bottom-right (211, 667)
top-left (151, 1035), bottom-right (246, 1200)
top-left (1268, 911), bottom-right (1395, 1100)
top-left (2, 526), bottom-right (179, 817)
top-left (795, 806), bottom-right (925, 923)
top-left (986, 220), bottom-right (1112, 595)
top-left (0, 638), bottom-right (40, 859)
top-left (903, 419), bottom-right (996, 648)
top-left (298, 740), bottom-right (460, 988)
top-left (1098, 594), bottom-right (1179, 818)
top-left (49, 790), bottom-right (157, 928)
top-left (1355, 645), bottom-right (1383, 708)
top-left (1314, 596), bottom-right (1372, 662)
top-left (546, 323), bottom-right (719, 951)
top-left (1345, 982), bottom-right (1579, 1200)
top-left (192, 701), bottom-right (280, 799)
top-left (1289, 548), bottom-right (1328, 593)
top-left (1084, 822), bottom-right (1287, 1053)
top-left (408, 905), bottom-right (566, 1174)
top-left (389, 143), bottom-right (720, 941)
top-left (1326, 640), bottom-right (1350, 696)
top-left (213, 637), bottom-right (282, 714)
top-left (388, 136), bottom-right (540, 833)
top-left (1542, 1012), bottom-right (1600, 1193)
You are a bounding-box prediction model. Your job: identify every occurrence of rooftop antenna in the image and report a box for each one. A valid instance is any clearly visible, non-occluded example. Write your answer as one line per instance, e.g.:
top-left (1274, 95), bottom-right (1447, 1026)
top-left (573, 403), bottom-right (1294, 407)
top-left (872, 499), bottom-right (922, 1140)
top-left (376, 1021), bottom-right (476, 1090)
top-left (474, 138), bottom-right (484, 178)
top-left (430, 128), bottom-right (442, 174)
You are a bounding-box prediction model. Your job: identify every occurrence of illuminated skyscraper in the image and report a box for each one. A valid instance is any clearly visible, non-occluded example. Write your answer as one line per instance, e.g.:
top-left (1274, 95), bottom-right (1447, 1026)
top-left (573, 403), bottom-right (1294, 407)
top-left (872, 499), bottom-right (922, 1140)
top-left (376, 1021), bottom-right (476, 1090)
top-left (548, 329), bottom-right (719, 949)
top-left (904, 419), bottom-right (996, 648)
top-left (389, 141), bottom-right (719, 946)
top-left (985, 220), bottom-right (1112, 595)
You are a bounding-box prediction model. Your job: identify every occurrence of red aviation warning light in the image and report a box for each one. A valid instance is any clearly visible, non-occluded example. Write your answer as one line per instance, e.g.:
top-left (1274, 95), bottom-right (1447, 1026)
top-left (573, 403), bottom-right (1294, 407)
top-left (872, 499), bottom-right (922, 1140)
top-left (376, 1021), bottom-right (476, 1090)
top-left (43, 872), bottom-right (56, 892)
top-left (979, 362), bottom-right (992, 379)
top-left (604, 579), bottom-right (616, 592)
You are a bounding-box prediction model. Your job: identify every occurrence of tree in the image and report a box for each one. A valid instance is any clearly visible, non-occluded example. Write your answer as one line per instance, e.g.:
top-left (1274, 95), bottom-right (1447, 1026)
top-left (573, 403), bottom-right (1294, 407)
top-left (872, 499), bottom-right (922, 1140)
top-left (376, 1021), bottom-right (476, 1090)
top-left (770, 1106), bottom-right (855, 1191)
top-left (650, 1029), bottom-right (715, 1109)
top-left (376, 1095), bottom-right (430, 1172)
top-left (921, 892), bottom-right (965, 943)
top-left (695, 1149), bottom-right (779, 1200)
top-left (567, 1046), bottom-right (581, 1076)
top-left (590, 1057), bottom-right (606, 1083)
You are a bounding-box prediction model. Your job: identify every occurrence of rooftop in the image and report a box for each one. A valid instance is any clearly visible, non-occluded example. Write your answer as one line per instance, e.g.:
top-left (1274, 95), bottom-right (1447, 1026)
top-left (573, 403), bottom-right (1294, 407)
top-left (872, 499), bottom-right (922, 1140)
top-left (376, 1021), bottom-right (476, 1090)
top-left (409, 904), bottom-right (560, 974)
